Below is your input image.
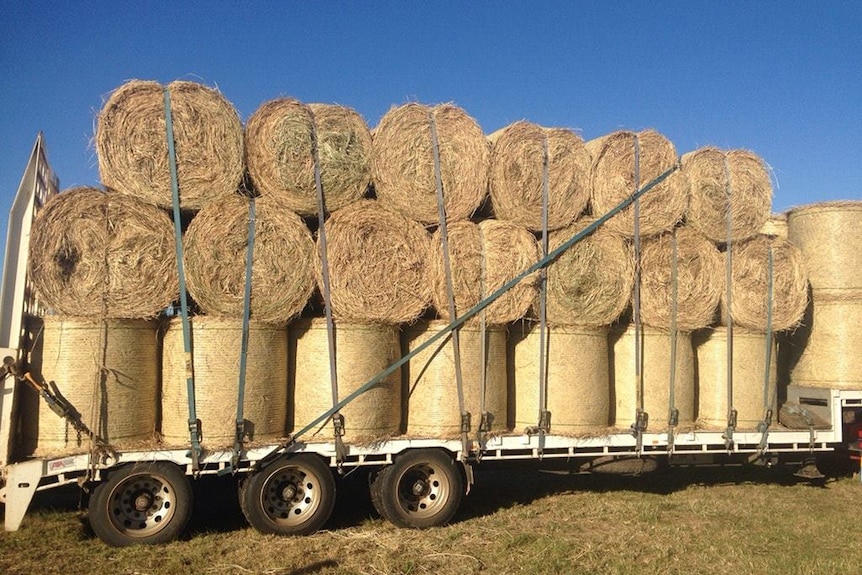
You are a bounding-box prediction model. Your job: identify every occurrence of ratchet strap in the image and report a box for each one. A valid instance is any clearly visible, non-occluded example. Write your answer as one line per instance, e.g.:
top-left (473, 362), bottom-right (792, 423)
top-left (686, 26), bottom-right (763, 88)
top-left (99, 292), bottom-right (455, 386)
top-left (310, 107), bottom-right (347, 465)
top-left (533, 135), bottom-right (552, 455)
top-left (722, 155), bottom-right (737, 452)
top-left (429, 111), bottom-right (470, 459)
top-left (164, 87), bottom-right (202, 471)
top-left (667, 230), bottom-right (680, 454)
top-left (756, 244), bottom-right (775, 453)
top-left (476, 223), bottom-right (492, 452)
top-left (630, 135), bottom-right (648, 455)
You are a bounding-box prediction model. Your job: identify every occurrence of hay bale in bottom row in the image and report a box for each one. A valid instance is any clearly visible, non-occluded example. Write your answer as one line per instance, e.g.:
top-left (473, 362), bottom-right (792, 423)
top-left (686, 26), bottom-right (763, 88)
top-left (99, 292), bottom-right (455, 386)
top-left (25, 317), bottom-right (159, 456)
top-left (161, 318), bottom-right (288, 447)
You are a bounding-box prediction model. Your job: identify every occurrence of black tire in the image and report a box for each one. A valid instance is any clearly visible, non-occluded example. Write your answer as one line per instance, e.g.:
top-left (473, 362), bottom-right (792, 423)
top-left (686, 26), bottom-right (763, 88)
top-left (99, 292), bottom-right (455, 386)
top-left (240, 454), bottom-right (336, 536)
top-left (369, 449), bottom-right (463, 529)
top-left (88, 462), bottom-right (192, 547)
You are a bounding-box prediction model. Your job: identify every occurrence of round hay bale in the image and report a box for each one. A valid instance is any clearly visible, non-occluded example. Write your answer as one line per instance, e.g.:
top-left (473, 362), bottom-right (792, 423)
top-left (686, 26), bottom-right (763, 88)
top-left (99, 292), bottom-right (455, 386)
top-left (245, 99), bottom-right (372, 216)
top-left (786, 201), bottom-right (862, 297)
top-left (511, 322), bottom-right (610, 434)
top-left (640, 226), bottom-right (723, 331)
top-left (586, 130), bottom-right (689, 237)
top-left (320, 200), bottom-right (432, 324)
top-left (25, 317), bottom-right (159, 456)
top-left (430, 219), bottom-right (541, 325)
top-left (782, 294), bottom-right (862, 389)
top-left (721, 235), bottom-right (809, 332)
top-left (161, 318), bottom-right (287, 448)
top-left (371, 102), bottom-right (489, 224)
top-left (28, 187), bottom-right (178, 318)
top-left (611, 325), bottom-right (695, 429)
top-left (96, 79), bottom-right (244, 211)
top-left (694, 327), bottom-right (777, 428)
top-left (759, 213), bottom-right (788, 240)
top-left (184, 193), bottom-right (316, 324)
top-left (290, 319), bottom-right (401, 443)
top-left (488, 121), bottom-right (591, 231)
top-left (681, 147), bottom-right (772, 243)
top-left (545, 219), bottom-right (634, 327)
top-left (404, 320), bottom-right (508, 438)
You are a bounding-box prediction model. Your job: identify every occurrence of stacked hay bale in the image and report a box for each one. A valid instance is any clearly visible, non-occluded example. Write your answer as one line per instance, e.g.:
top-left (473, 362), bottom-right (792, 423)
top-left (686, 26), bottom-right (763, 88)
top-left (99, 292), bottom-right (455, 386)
top-left (784, 201), bottom-right (862, 390)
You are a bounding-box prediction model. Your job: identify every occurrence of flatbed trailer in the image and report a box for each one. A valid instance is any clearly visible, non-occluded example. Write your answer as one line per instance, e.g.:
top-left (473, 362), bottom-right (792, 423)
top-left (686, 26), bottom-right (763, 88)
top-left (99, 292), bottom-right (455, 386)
top-left (1, 134), bottom-right (859, 547)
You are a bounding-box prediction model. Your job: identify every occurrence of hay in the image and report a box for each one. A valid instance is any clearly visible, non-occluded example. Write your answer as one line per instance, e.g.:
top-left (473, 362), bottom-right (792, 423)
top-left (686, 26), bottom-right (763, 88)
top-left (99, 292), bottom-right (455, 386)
top-left (610, 326), bottom-right (695, 429)
top-left (245, 99), bottom-right (372, 216)
top-left (24, 317), bottom-right (159, 456)
top-left (786, 201), bottom-right (862, 297)
top-left (640, 226), bottom-right (723, 331)
top-left (290, 319), bottom-right (401, 443)
top-left (28, 187), bottom-right (178, 318)
top-left (488, 121), bottom-right (591, 231)
top-left (371, 102), bottom-right (489, 224)
top-left (781, 294), bottom-right (862, 389)
top-left (96, 79), bottom-right (244, 211)
top-left (161, 317), bottom-right (288, 448)
top-left (184, 192), bottom-right (316, 324)
top-left (319, 200), bottom-right (432, 324)
top-left (511, 322), bottom-right (610, 433)
top-left (404, 320), bottom-right (508, 438)
top-left (694, 327), bottom-right (777, 428)
top-left (759, 213), bottom-right (788, 240)
top-left (545, 219), bottom-right (634, 327)
top-left (430, 219), bottom-right (541, 325)
top-left (681, 147), bottom-right (772, 243)
top-left (721, 235), bottom-right (809, 331)
top-left (586, 129), bottom-right (689, 237)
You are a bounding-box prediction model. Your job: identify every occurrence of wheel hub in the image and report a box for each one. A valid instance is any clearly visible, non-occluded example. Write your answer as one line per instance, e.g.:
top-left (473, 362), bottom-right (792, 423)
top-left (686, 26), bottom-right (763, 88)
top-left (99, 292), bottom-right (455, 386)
top-left (133, 491), bottom-right (154, 512)
top-left (411, 479), bottom-right (428, 496)
top-left (281, 483), bottom-right (298, 501)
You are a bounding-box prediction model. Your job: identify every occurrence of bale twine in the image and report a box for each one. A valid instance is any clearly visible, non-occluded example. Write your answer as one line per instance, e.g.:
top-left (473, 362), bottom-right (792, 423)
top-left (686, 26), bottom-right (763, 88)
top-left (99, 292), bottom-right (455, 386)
top-left (721, 235), bottom-right (809, 332)
top-left (681, 147), bottom-right (772, 243)
top-left (786, 201), bottom-right (862, 297)
top-left (320, 200), bottom-right (432, 324)
top-left (640, 226), bottom-right (724, 331)
top-left (759, 213), bottom-right (788, 240)
top-left (694, 327), bottom-right (777, 428)
top-left (511, 322), bottom-right (610, 434)
top-left (404, 320), bottom-right (508, 438)
top-left (28, 187), bottom-right (178, 318)
top-left (610, 325), bottom-right (695, 429)
top-left (586, 129), bottom-right (689, 237)
top-left (184, 192), bottom-right (316, 324)
top-left (488, 121), bottom-right (591, 231)
top-left (781, 294), bottom-right (862, 389)
top-left (96, 79), bottom-right (244, 211)
top-left (245, 99), bottom-right (372, 216)
top-left (545, 219), bottom-right (634, 327)
top-left (25, 317), bottom-right (159, 457)
top-left (161, 318), bottom-right (287, 448)
top-left (430, 219), bottom-right (541, 324)
top-left (290, 319), bottom-right (401, 443)
top-left (371, 102), bottom-right (489, 224)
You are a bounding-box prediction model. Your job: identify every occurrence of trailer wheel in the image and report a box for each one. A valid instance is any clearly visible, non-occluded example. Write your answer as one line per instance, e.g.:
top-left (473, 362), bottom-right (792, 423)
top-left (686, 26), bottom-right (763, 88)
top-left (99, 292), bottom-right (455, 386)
top-left (88, 462), bottom-right (192, 547)
top-left (240, 454), bottom-right (335, 536)
top-left (370, 449), bottom-right (463, 529)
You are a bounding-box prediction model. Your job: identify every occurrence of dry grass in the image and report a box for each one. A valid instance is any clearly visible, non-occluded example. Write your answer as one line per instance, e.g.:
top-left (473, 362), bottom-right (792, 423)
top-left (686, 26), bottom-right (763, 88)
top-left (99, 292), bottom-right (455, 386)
top-left (2, 465), bottom-right (859, 575)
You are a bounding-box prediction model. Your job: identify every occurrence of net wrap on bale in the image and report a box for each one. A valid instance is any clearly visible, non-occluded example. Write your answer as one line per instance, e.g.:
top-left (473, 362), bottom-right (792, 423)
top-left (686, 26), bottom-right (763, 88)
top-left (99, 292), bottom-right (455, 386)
top-left (28, 187), bottom-right (178, 318)
top-left (372, 102), bottom-right (489, 224)
top-left (245, 98), bottom-right (372, 215)
top-left (488, 121), bottom-right (591, 231)
top-left (96, 79), bottom-right (244, 211)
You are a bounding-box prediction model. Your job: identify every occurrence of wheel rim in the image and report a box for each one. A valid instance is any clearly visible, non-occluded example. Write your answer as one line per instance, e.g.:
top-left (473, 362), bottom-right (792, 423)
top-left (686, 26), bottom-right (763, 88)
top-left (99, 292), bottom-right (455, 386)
top-left (106, 472), bottom-right (177, 539)
top-left (394, 461), bottom-right (450, 519)
top-left (259, 463), bottom-right (324, 527)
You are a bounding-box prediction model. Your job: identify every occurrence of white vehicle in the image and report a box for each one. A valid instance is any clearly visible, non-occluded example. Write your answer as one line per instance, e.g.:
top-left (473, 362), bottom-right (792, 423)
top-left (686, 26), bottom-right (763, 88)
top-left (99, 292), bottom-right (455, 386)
top-left (1, 134), bottom-right (859, 547)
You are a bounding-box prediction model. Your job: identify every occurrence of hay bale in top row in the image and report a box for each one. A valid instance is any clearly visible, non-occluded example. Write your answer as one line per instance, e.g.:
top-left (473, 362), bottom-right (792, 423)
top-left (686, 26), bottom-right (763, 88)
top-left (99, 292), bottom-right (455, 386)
top-left (183, 192), bottom-right (317, 324)
top-left (681, 147), bottom-right (772, 243)
top-left (488, 121), bottom-right (591, 231)
top-left (372, 103), bottom-right (489, 224)
top-left (96, 80), bottom-right (244, 211)
top-left (245, 99), bottom-right (373, 216)
top-left (29, 187), bottom-right (178, 318)
top-left (586, 129), bottom-right (689, 238)
top-left (429, 219), bottom-right (541, 325)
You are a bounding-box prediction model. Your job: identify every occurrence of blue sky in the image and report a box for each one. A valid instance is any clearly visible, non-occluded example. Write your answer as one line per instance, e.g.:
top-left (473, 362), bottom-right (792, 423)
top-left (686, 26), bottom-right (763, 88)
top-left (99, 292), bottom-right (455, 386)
top-left (1, 1), bottom-right (860, 224)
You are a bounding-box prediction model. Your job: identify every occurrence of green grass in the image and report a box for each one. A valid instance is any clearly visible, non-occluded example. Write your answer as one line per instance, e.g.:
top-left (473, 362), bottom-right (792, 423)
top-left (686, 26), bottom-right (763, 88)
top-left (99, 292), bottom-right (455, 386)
top-left (2, 464), bottom-right (861, 575)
